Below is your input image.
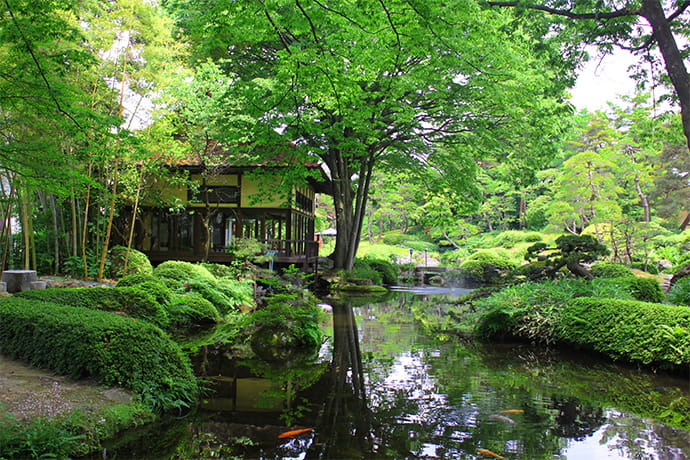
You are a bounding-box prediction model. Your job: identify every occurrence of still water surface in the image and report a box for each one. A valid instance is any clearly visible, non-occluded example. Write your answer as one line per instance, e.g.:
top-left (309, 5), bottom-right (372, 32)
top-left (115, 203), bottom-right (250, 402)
top-left (100, 287), bottom-right (690, 459)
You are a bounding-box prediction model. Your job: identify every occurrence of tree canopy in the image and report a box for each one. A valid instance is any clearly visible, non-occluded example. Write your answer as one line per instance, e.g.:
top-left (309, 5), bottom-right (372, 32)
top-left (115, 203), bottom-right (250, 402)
top-left (163, 0), bottom-right (574, 269)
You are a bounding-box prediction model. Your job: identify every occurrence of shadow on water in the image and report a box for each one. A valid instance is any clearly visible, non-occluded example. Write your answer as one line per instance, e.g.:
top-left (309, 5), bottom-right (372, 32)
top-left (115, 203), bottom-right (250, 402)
top-left (85, 287), bottom-right (690, 459)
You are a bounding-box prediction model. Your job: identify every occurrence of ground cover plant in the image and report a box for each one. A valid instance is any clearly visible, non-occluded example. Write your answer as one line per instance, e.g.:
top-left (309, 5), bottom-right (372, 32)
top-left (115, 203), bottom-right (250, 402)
top-left (15, 286), bottom-right (170, 328)
top-left (0, 298), bottom-right (198, 413)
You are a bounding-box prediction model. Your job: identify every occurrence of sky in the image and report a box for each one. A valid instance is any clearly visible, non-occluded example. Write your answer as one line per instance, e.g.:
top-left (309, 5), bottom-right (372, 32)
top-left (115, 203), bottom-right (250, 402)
top-left (569, 50), bottom-right (640, 112)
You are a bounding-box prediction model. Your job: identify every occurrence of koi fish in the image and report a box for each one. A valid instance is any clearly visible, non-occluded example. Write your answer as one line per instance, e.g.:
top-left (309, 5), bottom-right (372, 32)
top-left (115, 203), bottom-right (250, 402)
top-left (498, 409), bottom-right (523, 414)
top-left (477, 448), bottom-right (507, 460)
top-left (489, 414), bottom-right (516, 424)
top-left (277, 428), bottom-right (314, 439)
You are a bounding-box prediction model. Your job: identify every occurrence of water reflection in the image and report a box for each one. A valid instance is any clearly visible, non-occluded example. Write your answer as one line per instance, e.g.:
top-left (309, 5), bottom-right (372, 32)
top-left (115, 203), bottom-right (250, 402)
top-left (89, 288), bottom-right (690, 459)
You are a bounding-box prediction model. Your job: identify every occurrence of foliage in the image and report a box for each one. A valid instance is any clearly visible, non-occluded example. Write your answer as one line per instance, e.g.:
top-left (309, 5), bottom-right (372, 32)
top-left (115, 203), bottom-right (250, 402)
top-left (168, 294), bottom-right (220, 325)
top-left (109, 246), bottom-right (154, 278)
top-left (667, 277), bottom-right (690, 307)
top-left (349, 258), bottom-right (398, 286)
top-left (184, 279), bottom-right (235, 315)
top-left (15, 286), bottom-right (169, 328)
top-left (524, 234), bottom-right (609, 279)
top-left (153, 260), bottom-right (216, 290)
top-left (590, 262), bottom-right (635, 279)
top-left (0, 298), bottom-right (198, 412)
top-left (164, 0), bottom-right (572, 270)
top-left (594, 277), bottom-right (664, 303)
top-left (115, 273), bottom-right (160, 287)
top-left (459, 248), bottom-right (518, 284)
top-left (560, 298), bottom-right (690, 368)
top-left (0, 403), bottom-right (153, 459)
top-left (248, 290), bottom-right (325, 355)
top-left (474, 279), bottom-right (620, 344)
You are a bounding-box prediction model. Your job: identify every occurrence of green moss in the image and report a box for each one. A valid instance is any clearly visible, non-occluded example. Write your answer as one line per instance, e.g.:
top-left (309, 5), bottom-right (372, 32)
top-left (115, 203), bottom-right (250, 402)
top-left (590, 262), bottom-right (635, 279)
top-left (168, 294), bottom-right (220, 325)
top-left (0, 298), bottom-right (198, 412)
top-left (15, 286), bottom-right (169, 328)
top-left (109, 246), bottom-right (153, 278)
top-left (560, 298), bottom-right (690, 368)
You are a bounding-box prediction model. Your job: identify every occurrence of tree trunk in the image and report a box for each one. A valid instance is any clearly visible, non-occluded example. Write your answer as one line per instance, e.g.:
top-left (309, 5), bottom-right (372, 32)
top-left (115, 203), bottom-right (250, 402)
top-left (640, 0), bottom-right (690, 150)
top-left (98, 159), bottom-right (118, 281)
top-left (19, 188), bottom-right (31, 270)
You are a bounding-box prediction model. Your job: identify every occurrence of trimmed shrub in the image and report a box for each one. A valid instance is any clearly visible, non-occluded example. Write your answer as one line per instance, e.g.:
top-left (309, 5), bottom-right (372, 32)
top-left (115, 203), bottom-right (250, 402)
top-left (199, 263), bottom-right (240, 279)
top-left (494, 230), bottom-right (543, 245)
top-left (404, 240), bottom-right (439, 252)
top-left (0, 298), bottom-right (197, 412)
top-left (153, 261), bottom-right (216, 290)
top-left (460, 249), bottom-right (518, 284)
top-left (355, 258), bottom-right (398, 285)
top-left (185, 279), bottom-right (235, 315)
top-left (109, 246), bottom-right (153, 278)
top-left (475, 279), bottom-right (634, 344)
top-left (116, 274), bottom-right (173, 306)
top-left (667, 276), bottom-right (690, 306)
top-left (116, 273), bottom-right (159, 287)
top-left (590, 262), bottom-right (634, 279)
top-left (592, 277), bottom-right (664, 303)
top-left (630, 262), bottom-right (659, 275)
top-left (381, 233), bottom-right (409, 246)
top-left (15, 286), bottom-right (169, 328)
top-left (215, 277), bottom-right (255, 308)
top-left (560, 298), bottom-right (690, 367)
top-left (168, 294), bottom-right (220, 325)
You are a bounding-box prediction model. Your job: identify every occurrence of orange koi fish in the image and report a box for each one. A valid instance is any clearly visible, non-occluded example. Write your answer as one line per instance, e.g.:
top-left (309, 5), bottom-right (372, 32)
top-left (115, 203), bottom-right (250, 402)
top-left (498, 409), bottom-right (524, 414)
top-left (477, 448), bottom-right (507, 460)
top-left (278, 428), bottom-right (314, 439)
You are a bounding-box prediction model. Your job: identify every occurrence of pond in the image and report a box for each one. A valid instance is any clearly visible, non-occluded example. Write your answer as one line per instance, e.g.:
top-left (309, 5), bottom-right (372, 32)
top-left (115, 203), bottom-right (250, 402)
top-left (91, 287), bottom-right (690, 459)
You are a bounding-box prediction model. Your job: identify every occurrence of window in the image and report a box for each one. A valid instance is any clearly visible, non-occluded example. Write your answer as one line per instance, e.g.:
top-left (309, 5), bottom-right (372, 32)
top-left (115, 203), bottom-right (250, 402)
top-left (189, 185), bottom-right (240, 204)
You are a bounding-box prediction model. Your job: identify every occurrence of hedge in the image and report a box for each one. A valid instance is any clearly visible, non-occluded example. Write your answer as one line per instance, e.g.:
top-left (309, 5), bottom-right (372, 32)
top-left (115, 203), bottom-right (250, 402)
top-left (559, 298), bottom-right (690, 368)
top-left (0, 298), bottom-right (197, 412)
top-left (15, 286), bottom-right (169, 328)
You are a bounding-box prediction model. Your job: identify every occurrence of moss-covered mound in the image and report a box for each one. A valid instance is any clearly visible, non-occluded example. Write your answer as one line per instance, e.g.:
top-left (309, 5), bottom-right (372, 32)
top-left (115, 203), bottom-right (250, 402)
top-left (15, 286), bottom-right (169, 328)
top-left (0, 297), bottom-right (197, 412)
top-left (560, 298), bottom-right (690, 368)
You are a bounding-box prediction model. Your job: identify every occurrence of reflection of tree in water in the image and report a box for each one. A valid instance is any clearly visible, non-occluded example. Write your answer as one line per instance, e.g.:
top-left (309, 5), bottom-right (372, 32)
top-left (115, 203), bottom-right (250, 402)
top-left (549, 397), bottom-right (606, 439)
top-left (601, 411), bottom-right (690, 459)
top-left (308, 302), bottom-right (374, 458)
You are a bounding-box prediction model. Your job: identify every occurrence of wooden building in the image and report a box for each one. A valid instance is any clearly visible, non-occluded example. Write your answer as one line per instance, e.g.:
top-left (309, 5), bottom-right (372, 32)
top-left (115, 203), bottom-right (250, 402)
top-left (133, 149), bottom-right (328, 269)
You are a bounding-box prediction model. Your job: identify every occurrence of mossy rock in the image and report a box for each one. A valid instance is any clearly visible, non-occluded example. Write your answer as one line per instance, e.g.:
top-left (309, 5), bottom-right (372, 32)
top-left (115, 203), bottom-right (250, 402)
top-left (109, 246), bottom-right (153, 278)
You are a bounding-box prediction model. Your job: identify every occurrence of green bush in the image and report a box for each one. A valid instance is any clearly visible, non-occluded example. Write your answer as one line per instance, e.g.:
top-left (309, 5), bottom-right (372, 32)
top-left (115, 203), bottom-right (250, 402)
top-left (404, 240), bottom-right (439, 252)
top-left (667, 277), bottom-right (690, 306)
top-left (153, 261), bottom-right (216, 290)
top-left (590, 262), bottom-right (635, 279)
top-left (109, 246), bottom-right (153, 278)
top-left (347, 260), bottom-right (383, 285)
top-left (117, 273), bottom-right (174, 306)
top-left (494, 230), bottom-right (543, 245)
top-left (459, 249), bottom-right (518, 284)
top-left (594, 277), bottom-right (664, 303)
top-left (0, 298), bottom-right (197, 412)
top-left (630, 262), bottom-right (659, 275)
top-left (475, 279), bottom-right (634, 344)
top-left (199, 263), bottom-right (241, 279)
top-left (215, 277), bottom-right (255, 308)
top-left (357, 258), bottom-right (398, 285)
top-left (185, 279), bottom-right (235, 315)
top-left (168, 294), bottom-right (220, 325)
top-left (560, 298), bottom-right (690, 367)
top-left (15, 287), bottom-right (169, 328)
top-left (115, 273), bottom-right (159, 287)
top-left (381, 233), bottom-right (409, 246)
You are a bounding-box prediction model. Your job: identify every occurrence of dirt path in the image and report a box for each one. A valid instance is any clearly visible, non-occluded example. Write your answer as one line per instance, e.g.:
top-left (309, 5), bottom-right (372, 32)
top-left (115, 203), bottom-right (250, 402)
top-left (0, 355), bottom-right (133, 423)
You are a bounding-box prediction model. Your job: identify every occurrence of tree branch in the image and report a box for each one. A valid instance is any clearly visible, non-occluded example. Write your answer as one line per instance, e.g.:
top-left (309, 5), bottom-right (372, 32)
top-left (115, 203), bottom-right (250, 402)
top-left (487, 1), bottom-right (638, 20)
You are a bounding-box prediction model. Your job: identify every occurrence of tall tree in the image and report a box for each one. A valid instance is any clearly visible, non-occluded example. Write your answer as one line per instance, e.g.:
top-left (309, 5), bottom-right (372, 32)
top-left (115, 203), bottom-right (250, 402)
top-left (487, 0), bottom-right (690, 149)
top-left (164, 0), bottom-right (572, 270)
